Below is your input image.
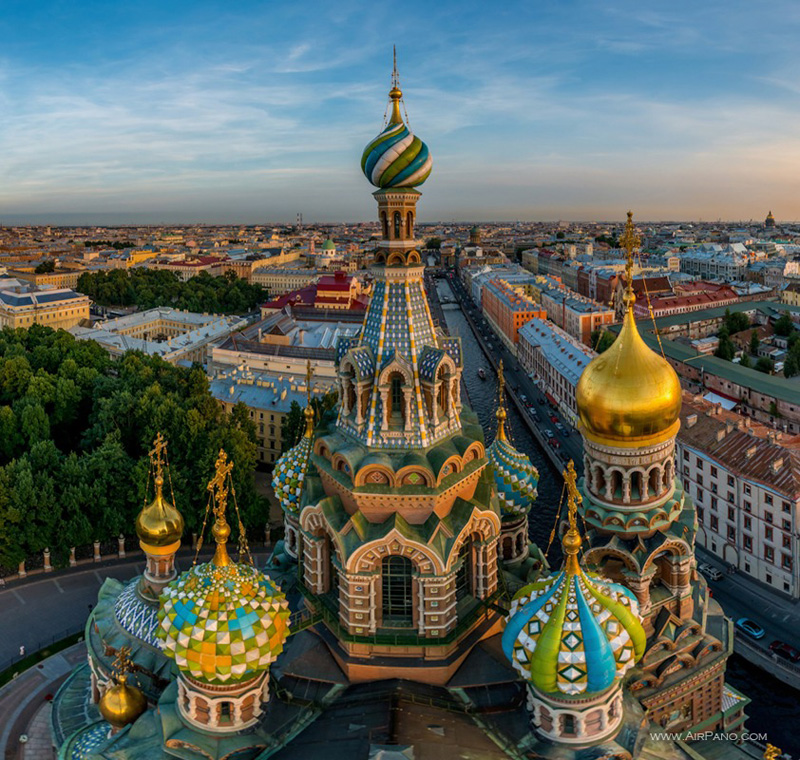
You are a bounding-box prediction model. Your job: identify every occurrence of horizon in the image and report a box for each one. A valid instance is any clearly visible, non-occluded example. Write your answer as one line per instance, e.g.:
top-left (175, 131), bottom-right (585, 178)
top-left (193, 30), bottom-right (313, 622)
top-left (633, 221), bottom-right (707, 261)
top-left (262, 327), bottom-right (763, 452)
top-left (3, 1), bottom-right (800, 222)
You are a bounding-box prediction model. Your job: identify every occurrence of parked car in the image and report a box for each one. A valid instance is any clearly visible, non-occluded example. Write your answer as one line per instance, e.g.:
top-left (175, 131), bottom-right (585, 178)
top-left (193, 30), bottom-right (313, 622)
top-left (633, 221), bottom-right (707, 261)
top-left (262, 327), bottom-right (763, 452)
top-left (520, 394), bottom-right (528, 403)
top-left (537, 398), bottom-right (545, 405)
top-left (544, 429), bottom-right (554, 439)
top-left (555, 422), bottom-right (565, 433)
top-left (735, 617), bottom-right (765, 640)
top-left (550, 414), bottom-right (559, 424)
top-left (698, 563), bottom-right (723, 582)
top-left (769, 640), bottom-right (800, 662)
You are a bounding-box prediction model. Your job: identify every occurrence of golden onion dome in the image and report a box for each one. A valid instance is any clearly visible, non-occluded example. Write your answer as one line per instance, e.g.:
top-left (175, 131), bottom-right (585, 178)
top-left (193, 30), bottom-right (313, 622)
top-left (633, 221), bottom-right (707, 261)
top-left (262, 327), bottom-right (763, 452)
top-left (576, 308), bottom-right (681, 447)
top-left (98, 675), bottom-right (147, 730)
top-left (135, 475), bottom-right (184, 549)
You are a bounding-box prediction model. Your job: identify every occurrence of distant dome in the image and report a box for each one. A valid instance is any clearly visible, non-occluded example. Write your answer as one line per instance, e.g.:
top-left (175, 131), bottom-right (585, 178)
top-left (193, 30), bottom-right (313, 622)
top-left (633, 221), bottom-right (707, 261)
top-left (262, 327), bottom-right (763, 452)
top-left (487, 416), bottom-right (538, 516)
top-left (322, 239), bottom-right (335, 251)
top-left (272, 406), bottom-right (315, 514)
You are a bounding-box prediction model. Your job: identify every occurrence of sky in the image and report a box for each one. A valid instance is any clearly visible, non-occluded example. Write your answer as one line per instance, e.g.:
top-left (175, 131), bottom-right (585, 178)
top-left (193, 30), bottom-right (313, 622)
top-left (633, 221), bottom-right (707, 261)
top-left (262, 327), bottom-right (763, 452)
top-left (2, 0), bottom-right (800, 224)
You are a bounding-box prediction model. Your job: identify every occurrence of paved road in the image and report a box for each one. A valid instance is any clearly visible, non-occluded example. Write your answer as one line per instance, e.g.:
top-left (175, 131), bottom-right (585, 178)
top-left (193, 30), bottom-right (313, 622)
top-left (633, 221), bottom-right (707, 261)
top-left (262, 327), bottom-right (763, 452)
top-left (444, 272), bottom-right (583, 468)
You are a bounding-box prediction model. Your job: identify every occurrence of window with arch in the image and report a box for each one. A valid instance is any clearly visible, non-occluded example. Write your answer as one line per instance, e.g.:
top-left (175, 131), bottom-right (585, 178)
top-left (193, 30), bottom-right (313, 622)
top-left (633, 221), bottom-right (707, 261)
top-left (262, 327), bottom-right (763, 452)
top-left (455, 540), bottom-right (472, 601)
top-left (381, 211), bottom-right (388, 239)
top-left (393, 211), bottom-right (401, 239)
top-left (382, 555), bottom-right (414, 626)
top-left (219, 701), bottom-right (232, 725)
top-left (389, 373), bottom-right (405, 426)
top-left (561, 713), bottom-right (576, 736)
top-left (406, 211), bottom-right (414, 238)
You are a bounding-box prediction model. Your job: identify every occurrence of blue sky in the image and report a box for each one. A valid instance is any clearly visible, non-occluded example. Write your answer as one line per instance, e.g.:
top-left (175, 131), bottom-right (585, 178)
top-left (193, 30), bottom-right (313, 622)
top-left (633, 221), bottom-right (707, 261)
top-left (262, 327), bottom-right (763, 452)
top-left (2, 0), bottom-right (800, 223)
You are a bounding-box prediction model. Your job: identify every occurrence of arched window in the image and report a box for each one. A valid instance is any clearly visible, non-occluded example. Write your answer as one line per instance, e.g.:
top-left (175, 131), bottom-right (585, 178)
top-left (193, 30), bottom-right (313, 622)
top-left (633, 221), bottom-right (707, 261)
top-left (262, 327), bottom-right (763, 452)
top-left (393, 211), bottom-right (401, 239)
top-left (630, 472), bottom-right (642, 501)
top-left (406, 211), bottom-right (414, 238)
top-left (456, 541), bottom-right (472, 600)
top-left (389, 373), bottom-right (405, 426)
top-left (381, 211), bottom-right (388, 239)
top-left (561, 713), bottom-right (576, 736)
top-left (382, 556), bottom-right (413, 626)
top-left (219, 702), bottom-right (232, 726)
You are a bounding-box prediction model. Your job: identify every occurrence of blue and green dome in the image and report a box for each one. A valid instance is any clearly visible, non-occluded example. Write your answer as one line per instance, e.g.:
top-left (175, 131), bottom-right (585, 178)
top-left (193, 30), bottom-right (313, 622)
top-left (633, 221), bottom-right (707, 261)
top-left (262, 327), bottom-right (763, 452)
top-left (272, 407), bottom-right (315, 514)
top-left (487, 407), bottom-right (538, 516)
top-left (502, 553), bottom-right (645, 696)
top-left (361, 84), bottom-right (432, 189)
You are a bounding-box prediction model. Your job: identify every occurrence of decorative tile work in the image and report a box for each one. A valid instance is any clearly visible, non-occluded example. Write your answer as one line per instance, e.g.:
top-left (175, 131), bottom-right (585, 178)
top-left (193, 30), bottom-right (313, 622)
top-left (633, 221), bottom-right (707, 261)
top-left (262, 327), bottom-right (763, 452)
top-left (114, 581), bottom-right (161, 647)
top-left (70, 722), bottom-right (109, 759)
top-left (158, 563), bottom-right (290, 685)
top-left (502, 570), bottom-right (644, 696)
top-left (487, 437), bottom-right (539, 516)
top-left (272, 434), bottom-right (314, 514)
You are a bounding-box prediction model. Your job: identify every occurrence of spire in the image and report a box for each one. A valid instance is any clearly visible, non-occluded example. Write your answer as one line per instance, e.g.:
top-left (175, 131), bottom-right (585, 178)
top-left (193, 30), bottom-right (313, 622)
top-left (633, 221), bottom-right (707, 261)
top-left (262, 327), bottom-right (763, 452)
top-left (207, 449), bottom-right (234, 567)
top-left (388, 45), bottom-right (403, 125)
top-left (619, 210), bottom-right (641, 312)
top-left (303, 360), bottom-right (315, 438)
top-left (135, 432), bottom-right (184, 550)
top-left (561, 460), bottom-right (583, 574)
top-left (495, 359), bottom-right (507, 441)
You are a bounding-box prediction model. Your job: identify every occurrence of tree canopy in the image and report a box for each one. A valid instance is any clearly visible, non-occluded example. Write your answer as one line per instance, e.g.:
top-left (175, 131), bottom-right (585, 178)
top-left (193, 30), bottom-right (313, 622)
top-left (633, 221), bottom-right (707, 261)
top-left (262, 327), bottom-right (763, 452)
top-left (590, 329), bottom-right (616, 354)
top-left (35, 260), bottom-right (55, 274)
top-left (0, 325), bottom-right (263, 571)
top-left (722, 308), bottom-right (750, 335)
top-left (77, 269), bottom-right (267, 314)
top-left (774, 311), bottom-right (795, 337)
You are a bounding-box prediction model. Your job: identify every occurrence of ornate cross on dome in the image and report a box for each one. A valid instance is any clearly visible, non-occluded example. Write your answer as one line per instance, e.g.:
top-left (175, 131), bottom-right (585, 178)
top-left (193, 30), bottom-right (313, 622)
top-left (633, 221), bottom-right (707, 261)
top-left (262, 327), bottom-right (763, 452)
top-left (207, 449), bottom-right (234, 566)
top-left (388, 45), bottom-right (404, 124)
top-left (561, 460), bottom-right (583, 573)
top-left (149, 432), bottom-right (167, 481)
top-left (495, 360), bottom-right (508, 441)
top-left (619, 210), bottom-right (641, 309)
top-left (111, 645), bottom-right (134, 678)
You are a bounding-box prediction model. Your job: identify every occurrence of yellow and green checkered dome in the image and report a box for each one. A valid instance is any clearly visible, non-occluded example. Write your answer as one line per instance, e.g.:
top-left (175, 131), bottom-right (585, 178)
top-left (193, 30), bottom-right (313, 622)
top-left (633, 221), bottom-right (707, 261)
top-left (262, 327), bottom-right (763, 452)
top-left (501, 566), bottom-right (646, 696)
top-left (157, 561), bottom-right (290, 685)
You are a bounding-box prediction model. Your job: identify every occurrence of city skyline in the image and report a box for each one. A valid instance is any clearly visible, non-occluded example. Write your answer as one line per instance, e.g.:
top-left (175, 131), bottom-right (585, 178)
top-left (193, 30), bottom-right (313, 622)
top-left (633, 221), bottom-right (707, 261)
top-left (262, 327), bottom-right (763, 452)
top-left (3, 0), bottom-right (800, 223)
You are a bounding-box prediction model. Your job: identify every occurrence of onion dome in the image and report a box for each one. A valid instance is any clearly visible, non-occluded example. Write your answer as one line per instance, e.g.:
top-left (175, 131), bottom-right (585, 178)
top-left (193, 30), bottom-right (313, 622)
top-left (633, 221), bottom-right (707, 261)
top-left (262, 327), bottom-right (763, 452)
top-left (361, 56), bottom-right (432, 189)
top-left (135, 434), bottom-right (184, 550)
top-left (576, 212), bottom-right (681, 447)
top-left (158, 450), bottom-right (290, 684)
top-left (502, 462), bottom-right (646, 696)
top-left (98, 674), bottom-right (147, 730)
top-left (487, 363), bottom-right (538, 515)
top-left (321, 238), bottom-right (335, 251)
top-left (272, 404), bottom-right (315, 514)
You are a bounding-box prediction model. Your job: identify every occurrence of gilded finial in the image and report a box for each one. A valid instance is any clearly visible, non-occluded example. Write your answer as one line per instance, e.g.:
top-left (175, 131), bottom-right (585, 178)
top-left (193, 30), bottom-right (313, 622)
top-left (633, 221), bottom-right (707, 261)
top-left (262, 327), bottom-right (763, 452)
top-left (207, 449), bottom-right (234, 567)
top-left (764, 745), bottom-right (782, 760)
top-left (149, 432), bottom-right (167, 496)
top-left (388, 45), bottom-right (403, 125)
top-left (111, 645), bottom-right (134, 678)
top-left (619, 211), bottom-right (641, 311)
top-left (302, 360), bottom-right (315, 437)
top-left (495, 360), bottom-right (507, 441)
top-left (561, 460), bottom-right (583, 574)
top-left (136, 433), bottom-right (183, 549)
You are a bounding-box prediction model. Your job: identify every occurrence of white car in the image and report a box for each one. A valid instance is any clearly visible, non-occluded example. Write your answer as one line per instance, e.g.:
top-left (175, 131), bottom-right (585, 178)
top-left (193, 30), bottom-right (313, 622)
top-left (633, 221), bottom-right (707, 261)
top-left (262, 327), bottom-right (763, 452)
top-left (698, 563), bottom-right (722, 581)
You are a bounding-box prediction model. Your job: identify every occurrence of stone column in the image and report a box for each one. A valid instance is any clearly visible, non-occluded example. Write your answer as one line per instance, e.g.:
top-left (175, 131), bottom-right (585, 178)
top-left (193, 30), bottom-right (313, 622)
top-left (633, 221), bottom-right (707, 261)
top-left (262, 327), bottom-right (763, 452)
top-left (354, 386), bottom-right (365, 425)
top-left (622, 474), bottom-right (631, 504)
top-left (18, 560), bottom-right (26, 578)
top-left (93, 540), bottom-right (101, 562)
top-left (117, 535), bottom-right (126, 558)
top-left (380, 387), bottom-right (390, 431)
top-left (623, 567), bottom-right (656, 618)
top-left (43, 548), bottom-right (52, 573)
top-left (604, 470), bottom-right (614, 501)
top-left (69, 547), bottom-right (77, 567)
top-left (403, 388), bottom-right (412, 432)
top-left (430, 383), bottom-right (440, 426)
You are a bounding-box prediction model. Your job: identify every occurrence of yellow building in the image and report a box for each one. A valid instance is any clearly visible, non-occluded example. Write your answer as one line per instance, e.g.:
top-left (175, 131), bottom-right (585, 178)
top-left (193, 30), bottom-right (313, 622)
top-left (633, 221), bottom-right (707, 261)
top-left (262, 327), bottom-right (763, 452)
top-left (251, 268), bottom-right (320, 296)
top-left (782, 283), bottom-right (800, 307)
top-left (9, 267), bottom-right (85, 289)
top-left (0, 284), bottom-right (90, 330)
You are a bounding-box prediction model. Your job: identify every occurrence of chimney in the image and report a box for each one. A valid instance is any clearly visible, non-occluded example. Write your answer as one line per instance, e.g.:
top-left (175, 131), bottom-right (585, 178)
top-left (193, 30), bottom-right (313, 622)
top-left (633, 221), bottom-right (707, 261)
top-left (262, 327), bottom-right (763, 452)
top-left (716, 428), bottom-right (726, 442)
top-left (745, 444), bottom-right (758, 459)
top-left (686, 414), bottom-right (698, 428)
top-left (771, 457), bottom-right (784, 474)
top-left (726, 420), bottom-right (734, 433)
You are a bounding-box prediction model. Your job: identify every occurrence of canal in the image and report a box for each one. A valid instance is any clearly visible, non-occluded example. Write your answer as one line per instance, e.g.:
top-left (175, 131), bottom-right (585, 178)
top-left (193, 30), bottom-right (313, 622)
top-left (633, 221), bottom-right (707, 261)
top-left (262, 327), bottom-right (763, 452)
top-left (433, 277), bottom-right (798, 756)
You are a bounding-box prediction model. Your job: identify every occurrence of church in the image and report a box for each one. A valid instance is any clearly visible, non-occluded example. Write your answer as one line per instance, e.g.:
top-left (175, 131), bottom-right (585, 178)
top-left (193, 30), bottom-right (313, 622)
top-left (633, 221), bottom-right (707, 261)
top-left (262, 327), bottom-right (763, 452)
top-left (52, 57), bottom-right (752, 760)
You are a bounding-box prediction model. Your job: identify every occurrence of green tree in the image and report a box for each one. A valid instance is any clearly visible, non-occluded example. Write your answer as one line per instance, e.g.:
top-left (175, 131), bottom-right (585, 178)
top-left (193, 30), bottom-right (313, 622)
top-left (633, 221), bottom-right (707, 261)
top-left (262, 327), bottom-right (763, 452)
top-left (34, 259), bottom-right (56, 274)
top-left (739, 353), bottom-right (752, 369)
top-left (749, 329), bottom-right (760, 355)
top-left (723, 308), bottom-right (750, 334)
top-left (280, 401), bottom-right (305, 450)
top-left (425, 238), bottom-right (442, 250)
top-left (755, 357), bottom-right (774, 374)
top-left (591, 330), bottom-right (616, 353)
top-left (715, 328), bottom-right (736, 361)
top-left (774, 312), bottom-right (795, 337)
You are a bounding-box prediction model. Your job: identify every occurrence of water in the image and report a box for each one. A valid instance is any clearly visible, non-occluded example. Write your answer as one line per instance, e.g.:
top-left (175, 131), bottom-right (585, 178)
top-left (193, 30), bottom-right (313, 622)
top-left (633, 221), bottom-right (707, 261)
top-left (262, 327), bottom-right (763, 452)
top-left (435, 279), bottom-right (562, 554)
top-left (433, 277), bottom-right (797, 756)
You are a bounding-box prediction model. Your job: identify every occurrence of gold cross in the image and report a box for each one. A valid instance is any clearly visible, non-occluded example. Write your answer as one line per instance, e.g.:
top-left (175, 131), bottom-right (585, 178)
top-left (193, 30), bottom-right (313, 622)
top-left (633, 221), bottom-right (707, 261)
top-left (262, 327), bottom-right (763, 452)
top-left (306, 359), bottom-right (313, 404)
top-left (562, 459), bottom-right (582, 528)
top-left (497, 359), bottom-right (505, 400)
top-left (619, 211), bottom-right (641, 307)
top-left (207, 449), bottom-right (234, 518)
top-left (149, 432), bottom-right (167, 480)
top-left (764, 745), bottom-right (782, 760)
top-left (112, 645), bottom-right (134, 677)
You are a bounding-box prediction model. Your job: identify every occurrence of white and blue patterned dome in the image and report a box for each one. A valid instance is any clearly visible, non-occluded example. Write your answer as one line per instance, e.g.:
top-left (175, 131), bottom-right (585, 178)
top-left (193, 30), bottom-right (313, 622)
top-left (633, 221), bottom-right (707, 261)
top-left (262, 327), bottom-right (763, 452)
top-left (361, 59), bottom-right (431, 189)
top-left (487, 414), bottom-right (538, 516)
top-left (487, 368), bottom-right (538, 516)
top-left (272, 406), bottom-right (315, 514)
top-left (502, 468), bottom-right (646, 697)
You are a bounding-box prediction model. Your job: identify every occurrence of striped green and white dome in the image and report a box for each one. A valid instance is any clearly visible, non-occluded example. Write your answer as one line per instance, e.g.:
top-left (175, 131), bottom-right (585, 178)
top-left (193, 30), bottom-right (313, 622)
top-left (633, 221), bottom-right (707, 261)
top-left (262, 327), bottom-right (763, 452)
top-left (361, 71), bottom-right (431, 188)
top-left (272, 407), bottom-right (315, 514)
top-left (502, 566), bottom-right (645, 696)
top-left (487, 433), bottom-right (538, 516)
